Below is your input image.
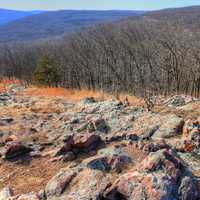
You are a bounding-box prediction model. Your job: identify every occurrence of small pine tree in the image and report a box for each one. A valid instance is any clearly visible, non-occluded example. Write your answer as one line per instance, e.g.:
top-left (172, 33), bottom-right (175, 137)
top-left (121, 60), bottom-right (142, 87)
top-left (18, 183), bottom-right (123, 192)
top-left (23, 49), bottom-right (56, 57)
top-left (33, 56), bottom-right (60, 87)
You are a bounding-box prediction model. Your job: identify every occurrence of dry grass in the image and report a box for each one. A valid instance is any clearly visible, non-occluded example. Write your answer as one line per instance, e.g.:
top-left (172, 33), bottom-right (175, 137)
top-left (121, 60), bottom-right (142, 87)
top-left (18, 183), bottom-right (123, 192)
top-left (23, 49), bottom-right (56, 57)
top-left (23, 86), bottom-right (144, 107)
top-left (0, 78), bottom-right (144, 106)
top-left (0, 78), bottom-right (20, 93)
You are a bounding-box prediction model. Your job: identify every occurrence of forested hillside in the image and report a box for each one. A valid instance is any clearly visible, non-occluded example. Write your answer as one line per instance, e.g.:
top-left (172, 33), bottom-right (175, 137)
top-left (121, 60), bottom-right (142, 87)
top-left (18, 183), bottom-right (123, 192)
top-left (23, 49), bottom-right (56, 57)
top-left (0, 6), bottom-right (200, 97)
top-left (0, 10), bottom-right (144, 42)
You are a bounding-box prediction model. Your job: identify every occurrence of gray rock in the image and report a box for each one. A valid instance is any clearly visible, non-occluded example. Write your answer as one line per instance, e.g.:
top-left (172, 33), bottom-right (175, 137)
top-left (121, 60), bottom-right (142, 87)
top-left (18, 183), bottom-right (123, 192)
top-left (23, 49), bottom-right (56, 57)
top-left (178, 176), bottom-right (199, 200)
top-left (0, 187), bottom-right (13, 200)
top-left (152, 115), bottom-right (184, 139)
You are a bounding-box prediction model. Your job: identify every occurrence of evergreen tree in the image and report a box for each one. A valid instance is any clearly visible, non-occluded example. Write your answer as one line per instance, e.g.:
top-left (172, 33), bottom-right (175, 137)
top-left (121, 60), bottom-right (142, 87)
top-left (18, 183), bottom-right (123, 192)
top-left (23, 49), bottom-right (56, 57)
top-left (33, 56), bottom-right (60, 87)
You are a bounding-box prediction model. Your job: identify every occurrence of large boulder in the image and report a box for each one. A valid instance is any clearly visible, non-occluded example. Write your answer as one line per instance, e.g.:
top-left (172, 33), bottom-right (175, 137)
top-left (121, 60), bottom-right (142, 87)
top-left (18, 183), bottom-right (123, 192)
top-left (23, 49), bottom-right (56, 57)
top-left (104, 171), bottom-right (178, 200)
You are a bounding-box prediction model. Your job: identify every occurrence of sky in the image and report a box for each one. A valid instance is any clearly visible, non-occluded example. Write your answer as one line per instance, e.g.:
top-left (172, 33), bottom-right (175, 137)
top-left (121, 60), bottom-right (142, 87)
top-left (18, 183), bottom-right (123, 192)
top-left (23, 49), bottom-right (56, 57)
top-left (0, 0), bottom-right (200, 11)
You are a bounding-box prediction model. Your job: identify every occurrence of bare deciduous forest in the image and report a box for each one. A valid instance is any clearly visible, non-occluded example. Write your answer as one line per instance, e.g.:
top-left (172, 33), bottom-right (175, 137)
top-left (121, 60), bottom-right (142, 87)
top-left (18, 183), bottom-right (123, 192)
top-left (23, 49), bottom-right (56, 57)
top-left (1, 7), bottom-right (200, 97)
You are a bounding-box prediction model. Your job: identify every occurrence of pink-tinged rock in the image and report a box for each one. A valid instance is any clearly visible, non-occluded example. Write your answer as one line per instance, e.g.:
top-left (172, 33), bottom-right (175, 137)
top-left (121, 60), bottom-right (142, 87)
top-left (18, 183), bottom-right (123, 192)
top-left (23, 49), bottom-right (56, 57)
top-left (45, 168), bottom-right (76, 198)
top-left (142, 140), bottom-right (169, 153)
top-left (4, 141), bottom-right (32, 160)
top-left (181, 118), bottom-right (200, 152)
top-left (104, 171), bottom-right (177, 200)
top-left (64, 168), bottom-right (111, 200)
top-left (140, 149), bottom-right (182, 182)
top-left (72, 133), bottom-right (102, 150)
top-left (55, 133), bottom-right (102, 157)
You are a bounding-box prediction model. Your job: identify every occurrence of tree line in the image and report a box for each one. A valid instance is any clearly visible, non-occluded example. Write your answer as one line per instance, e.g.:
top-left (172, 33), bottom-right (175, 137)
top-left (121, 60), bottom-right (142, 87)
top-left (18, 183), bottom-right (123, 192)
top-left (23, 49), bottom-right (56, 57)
top-left (0, 17), bottom-right (200, 97)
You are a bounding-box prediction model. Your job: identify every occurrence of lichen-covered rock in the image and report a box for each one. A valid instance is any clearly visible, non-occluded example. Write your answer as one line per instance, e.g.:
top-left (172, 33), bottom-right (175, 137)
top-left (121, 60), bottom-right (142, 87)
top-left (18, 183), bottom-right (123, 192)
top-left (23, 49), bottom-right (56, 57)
top-left (152, 115), bottom-right (184, 139)
top-left (133, 113), bottom-right (184, 139)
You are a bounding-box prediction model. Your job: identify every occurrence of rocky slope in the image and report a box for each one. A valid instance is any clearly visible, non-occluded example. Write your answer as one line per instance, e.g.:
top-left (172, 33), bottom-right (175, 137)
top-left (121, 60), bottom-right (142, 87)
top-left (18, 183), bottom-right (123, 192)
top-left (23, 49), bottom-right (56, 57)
top-left (0, 86), bottom-right (200, 200)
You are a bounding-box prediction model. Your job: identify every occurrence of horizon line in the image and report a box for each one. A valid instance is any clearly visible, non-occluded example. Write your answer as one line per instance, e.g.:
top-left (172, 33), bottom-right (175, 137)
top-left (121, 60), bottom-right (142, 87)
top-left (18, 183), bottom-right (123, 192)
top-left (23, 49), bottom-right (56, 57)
top-left (0, 4), bottom-right (200, 12)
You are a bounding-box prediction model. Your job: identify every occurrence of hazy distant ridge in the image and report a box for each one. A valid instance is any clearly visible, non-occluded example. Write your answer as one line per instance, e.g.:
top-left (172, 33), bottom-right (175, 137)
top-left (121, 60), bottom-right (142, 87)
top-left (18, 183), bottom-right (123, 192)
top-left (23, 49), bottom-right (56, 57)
top-left (0, 9), bottom-right (43, 25)
top-left (0, 10), bottom-right (145, 42)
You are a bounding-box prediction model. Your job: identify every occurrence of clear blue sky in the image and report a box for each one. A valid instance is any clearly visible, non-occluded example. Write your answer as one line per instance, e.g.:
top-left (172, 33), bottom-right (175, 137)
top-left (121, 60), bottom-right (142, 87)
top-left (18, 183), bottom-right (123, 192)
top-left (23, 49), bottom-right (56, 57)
top-left (0, 0), bottom-right (200, 11)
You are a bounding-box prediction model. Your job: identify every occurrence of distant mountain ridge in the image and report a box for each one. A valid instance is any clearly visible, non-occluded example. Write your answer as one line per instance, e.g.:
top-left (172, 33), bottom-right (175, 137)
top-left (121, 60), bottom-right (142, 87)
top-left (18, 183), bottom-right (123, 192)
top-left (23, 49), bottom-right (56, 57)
top-left (0, 9), bottom-right (43, 25)
top-left (0, 6), bottom-right (199, 43)
top-left (0, 10), bottom-right (145, 42)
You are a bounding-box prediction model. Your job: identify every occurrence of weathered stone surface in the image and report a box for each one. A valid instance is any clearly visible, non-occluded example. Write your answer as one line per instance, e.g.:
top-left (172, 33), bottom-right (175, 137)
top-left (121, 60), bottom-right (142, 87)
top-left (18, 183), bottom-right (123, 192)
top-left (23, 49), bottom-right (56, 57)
top-left (85, 145), bottom-right (133, 173)
top-left (45, 168), bottom-right (76, 198)
top-left (63, 169), bottom-right (111, 200)
top-left (133, 113), bottom-right (184, 139)
top-left (152, 115), bottom-right (184, 139)
top-left (104, 171), bottom-right (178, 200)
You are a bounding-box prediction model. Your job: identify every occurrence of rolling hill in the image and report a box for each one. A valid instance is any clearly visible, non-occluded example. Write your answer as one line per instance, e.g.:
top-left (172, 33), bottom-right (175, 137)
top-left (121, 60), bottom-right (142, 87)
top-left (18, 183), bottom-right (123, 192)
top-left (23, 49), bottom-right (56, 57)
top-left (0, 10), bottom-right (145, 42)
top-left (0, 9), bottom-right (43, 26)
top-left (145, 5), bottom-right (200, 30)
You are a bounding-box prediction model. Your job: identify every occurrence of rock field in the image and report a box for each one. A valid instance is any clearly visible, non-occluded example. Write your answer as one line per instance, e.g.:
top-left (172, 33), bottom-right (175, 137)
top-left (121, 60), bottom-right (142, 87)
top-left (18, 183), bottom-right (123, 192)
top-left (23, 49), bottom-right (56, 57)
top-left (0, 87), bottom-right (200, 199)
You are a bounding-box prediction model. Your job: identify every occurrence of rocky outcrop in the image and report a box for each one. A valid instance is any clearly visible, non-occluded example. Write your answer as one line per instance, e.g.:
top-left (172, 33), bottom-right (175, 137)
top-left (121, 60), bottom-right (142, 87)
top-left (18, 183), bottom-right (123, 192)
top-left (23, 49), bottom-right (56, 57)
top-left (0, 92), bottom-right (200, 200)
